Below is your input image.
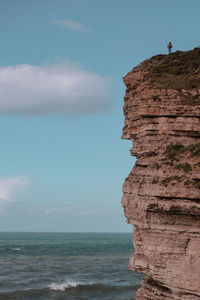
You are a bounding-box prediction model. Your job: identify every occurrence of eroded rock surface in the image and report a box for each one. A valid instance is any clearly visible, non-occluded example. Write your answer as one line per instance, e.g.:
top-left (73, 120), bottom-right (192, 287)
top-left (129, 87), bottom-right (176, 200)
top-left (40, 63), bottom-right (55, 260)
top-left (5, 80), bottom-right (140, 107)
top-left (121, 48), bottom-right (200, 299)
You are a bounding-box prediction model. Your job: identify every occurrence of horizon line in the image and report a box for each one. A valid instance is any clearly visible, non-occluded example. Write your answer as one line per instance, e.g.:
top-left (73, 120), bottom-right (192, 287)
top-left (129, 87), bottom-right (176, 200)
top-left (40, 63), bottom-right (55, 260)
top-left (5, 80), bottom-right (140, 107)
top-left (0, 231), bottom-right (132, 234)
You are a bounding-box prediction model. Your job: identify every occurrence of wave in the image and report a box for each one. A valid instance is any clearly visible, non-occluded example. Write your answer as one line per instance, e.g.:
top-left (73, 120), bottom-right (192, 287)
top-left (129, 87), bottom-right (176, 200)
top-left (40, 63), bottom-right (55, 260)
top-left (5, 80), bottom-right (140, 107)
top-left (0, 283), bottom-right (139, 300)
top-left (48, 280), bottom-right (82, 291)
top-left (48, 280), bottom-right (139, 292)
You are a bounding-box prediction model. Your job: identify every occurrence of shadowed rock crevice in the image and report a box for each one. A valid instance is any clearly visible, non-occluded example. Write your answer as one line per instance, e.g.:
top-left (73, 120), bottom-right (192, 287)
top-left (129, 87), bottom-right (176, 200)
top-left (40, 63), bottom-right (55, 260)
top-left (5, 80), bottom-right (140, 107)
top-left (121, 48), bottom-right (200, 299)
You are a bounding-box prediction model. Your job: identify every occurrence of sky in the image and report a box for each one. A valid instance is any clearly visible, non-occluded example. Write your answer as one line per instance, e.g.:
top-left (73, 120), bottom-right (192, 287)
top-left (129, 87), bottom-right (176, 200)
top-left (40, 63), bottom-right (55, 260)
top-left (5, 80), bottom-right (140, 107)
top-left (0, 0), bottom-right (199, 232)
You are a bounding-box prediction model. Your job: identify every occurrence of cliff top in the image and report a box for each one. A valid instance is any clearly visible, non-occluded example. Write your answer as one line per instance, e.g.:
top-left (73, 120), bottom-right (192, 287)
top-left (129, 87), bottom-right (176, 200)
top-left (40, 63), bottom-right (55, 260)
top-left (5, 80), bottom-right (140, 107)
top-left (128, 47), bottom-right (200, 91)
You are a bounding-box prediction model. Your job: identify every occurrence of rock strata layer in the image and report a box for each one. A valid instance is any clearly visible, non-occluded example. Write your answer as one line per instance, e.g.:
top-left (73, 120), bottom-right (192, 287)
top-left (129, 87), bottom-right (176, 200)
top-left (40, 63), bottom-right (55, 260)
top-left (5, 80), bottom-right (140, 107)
top-left (121, 48), bottom-right (200, 299)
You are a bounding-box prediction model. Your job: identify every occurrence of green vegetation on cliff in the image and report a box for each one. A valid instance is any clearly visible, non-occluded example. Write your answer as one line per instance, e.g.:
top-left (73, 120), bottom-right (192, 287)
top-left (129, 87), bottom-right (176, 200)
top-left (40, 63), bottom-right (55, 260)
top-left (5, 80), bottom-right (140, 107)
top-left (164, 143), bottom-right (200, 163)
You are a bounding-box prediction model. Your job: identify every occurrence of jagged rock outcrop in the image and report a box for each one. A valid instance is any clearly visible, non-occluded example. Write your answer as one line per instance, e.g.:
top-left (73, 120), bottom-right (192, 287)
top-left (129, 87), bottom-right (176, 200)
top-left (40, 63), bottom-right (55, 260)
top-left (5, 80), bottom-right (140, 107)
top-left (121, 48), bottom-right (200, 299)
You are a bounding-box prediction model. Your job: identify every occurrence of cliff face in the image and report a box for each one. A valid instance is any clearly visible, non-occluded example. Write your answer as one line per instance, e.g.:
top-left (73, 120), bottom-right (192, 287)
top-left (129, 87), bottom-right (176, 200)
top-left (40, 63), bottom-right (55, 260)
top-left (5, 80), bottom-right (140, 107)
top-left (121, 48), bottom-right (200, 300)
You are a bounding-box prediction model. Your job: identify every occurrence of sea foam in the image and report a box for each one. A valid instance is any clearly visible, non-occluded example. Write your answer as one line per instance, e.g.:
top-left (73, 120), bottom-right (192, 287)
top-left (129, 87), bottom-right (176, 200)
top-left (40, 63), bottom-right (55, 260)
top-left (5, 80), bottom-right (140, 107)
top-left (48, 281), bottom-right (81, 291)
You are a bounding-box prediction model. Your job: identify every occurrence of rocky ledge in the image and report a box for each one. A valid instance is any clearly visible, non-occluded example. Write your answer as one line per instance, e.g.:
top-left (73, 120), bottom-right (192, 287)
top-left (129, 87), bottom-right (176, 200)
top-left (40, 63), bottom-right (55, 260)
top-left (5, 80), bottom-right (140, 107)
top-left (121, 48), bottom-right (200, 299)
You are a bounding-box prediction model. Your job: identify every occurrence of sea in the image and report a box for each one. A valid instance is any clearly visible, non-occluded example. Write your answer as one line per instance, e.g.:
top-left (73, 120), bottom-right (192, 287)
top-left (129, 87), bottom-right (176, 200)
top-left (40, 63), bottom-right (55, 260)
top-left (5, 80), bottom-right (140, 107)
top-left (0, 232), bottom-right (143, 300)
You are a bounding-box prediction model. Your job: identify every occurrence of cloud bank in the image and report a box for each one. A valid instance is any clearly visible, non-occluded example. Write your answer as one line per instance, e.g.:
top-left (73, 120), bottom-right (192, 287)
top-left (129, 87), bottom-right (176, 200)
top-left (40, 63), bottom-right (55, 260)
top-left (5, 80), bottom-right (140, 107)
top-left (0, 61), bottom-right (111, 115)
top-left (0, 176), bottom-right (29, 211)
top-left (51, 19), bottom-right (90, 32)
top-left (45, 205), bottom-right (94, 216)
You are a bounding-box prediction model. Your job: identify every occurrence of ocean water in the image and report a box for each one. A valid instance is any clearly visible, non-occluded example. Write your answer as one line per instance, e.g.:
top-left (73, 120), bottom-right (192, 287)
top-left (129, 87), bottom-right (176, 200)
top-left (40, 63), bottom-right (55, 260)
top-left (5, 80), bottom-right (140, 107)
top-left (0, 232), bottom-right (143, 300)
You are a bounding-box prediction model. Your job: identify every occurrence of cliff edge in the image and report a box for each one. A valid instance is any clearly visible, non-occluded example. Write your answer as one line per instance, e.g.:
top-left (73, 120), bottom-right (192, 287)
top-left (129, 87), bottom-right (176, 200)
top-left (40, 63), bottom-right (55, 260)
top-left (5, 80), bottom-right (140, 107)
top-left (121, 48), bottom-right (200, 299)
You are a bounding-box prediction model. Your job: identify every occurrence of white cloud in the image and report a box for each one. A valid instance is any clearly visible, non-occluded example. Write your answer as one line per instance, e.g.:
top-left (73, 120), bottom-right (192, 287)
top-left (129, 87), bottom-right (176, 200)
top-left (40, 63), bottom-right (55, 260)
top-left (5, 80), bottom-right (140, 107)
top-left (45, 205), bottom-right (79, 215)
top-left (51, 19), bottom-right (90, 32)
top-left (0, 176), bottom-right (30, 211)
top-left (44, 205), bottom-right (95, 217)
top-left (78, 209), bottom-right (94, 216)
top-left (0, 60), bottom-right (111, 115)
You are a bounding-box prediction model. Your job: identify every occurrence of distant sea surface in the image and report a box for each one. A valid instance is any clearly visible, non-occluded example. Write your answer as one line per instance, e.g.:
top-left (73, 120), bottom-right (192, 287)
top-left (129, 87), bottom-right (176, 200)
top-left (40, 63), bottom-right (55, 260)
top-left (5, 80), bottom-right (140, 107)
top-left (0, 232), bottom-right (142, 300)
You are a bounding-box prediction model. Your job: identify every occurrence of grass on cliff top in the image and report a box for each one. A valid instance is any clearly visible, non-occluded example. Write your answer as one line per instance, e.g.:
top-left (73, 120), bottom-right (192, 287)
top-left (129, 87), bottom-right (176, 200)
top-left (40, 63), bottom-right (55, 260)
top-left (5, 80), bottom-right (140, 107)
top-left (139, 47), bottom-right (200, 90)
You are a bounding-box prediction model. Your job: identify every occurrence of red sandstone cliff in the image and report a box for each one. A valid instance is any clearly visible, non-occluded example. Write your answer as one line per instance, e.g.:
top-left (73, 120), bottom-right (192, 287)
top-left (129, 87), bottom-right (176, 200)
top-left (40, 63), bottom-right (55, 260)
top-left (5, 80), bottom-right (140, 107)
top-left (121, 48), bottom-right (200, 300)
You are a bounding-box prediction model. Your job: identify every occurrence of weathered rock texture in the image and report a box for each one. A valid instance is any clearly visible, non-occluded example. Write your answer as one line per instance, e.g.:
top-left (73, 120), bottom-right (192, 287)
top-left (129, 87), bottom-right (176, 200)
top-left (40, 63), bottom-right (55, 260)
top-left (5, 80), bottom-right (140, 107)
top-left (121, 48), bottom-right (200, 299)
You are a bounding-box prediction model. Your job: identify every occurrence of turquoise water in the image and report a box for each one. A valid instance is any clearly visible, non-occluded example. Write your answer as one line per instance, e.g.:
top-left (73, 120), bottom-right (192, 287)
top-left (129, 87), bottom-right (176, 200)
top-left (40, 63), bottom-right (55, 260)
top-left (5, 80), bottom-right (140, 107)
top-left (0, 232), bottom-right (142, 300)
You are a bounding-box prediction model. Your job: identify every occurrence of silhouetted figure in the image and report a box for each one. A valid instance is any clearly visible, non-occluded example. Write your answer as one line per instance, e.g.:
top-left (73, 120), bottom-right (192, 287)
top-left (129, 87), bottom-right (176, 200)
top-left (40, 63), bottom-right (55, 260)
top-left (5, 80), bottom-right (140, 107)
top-left (167, 42), bottom-right (172, 54)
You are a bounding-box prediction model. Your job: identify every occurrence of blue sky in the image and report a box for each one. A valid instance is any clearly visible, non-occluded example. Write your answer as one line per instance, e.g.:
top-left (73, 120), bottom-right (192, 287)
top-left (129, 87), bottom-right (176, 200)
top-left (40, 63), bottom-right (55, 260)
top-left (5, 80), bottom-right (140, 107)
top-left (0, 0), bottom-right (199, 232)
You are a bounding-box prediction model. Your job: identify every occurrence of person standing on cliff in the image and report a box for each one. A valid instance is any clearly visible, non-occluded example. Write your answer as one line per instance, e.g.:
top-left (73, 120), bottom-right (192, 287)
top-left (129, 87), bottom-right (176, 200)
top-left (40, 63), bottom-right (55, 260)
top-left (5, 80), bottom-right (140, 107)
top-left (167, 42), bottom-right (172, 54)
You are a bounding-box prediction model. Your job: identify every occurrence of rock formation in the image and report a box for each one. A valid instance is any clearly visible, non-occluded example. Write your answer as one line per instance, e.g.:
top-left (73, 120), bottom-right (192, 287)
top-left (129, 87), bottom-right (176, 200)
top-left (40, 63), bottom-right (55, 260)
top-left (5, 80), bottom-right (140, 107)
top-left (121, 48), bottom-right (200, 299)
